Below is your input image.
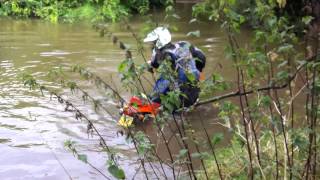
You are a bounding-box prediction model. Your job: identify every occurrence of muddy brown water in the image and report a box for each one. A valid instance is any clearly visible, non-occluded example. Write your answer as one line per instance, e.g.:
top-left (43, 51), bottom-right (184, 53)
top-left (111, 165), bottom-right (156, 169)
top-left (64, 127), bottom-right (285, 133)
top-left (0, 6), bottom-right (241, 179)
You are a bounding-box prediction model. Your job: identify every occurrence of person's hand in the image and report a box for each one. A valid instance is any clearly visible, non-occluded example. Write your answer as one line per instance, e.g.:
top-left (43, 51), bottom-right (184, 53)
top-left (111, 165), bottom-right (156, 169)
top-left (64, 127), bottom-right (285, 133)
top-left (147, 60), bottom-right (154, 73)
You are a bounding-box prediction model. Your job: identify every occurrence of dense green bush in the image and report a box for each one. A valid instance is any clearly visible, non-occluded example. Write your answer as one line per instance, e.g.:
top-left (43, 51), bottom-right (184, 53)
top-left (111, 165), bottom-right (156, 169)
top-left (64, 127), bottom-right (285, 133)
top-left (193, 0), bottom-right (320, 179)
top-left (0, 0), bottom-right (168, 22)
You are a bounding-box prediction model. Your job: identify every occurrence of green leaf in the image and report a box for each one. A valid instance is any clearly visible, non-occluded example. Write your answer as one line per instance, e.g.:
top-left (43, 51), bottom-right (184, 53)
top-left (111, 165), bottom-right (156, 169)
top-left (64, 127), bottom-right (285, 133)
top-left (131, 102), bottom-right (138, 108)
top-left (172, 13), bottom-right (181, 19)
top-left (211, 133), bottom-right (224, 145)
top-left (291, 129), bottom-right (309, 150)
top-left (247, 66), bottom-right (256, 78)
top-left (302, 16), bottom-right (314, 25)
top-left (224, 45), bottom-right (234, 60)
top-left (239, 15), bottom-right (245, 24)
top-left (312, 62), bottom-right (320, 68)
top-left (208, 11), bottom-right (219, 21)
top-left (254, 30), bottom-right (266, 42)
top-left (165, 5), bottom-right (173, 13)
top-left (277, 60), bottom-right (288, 68)
top-left (187, 30), bottom-right (200, 37)
top-left (277, 0), bottom-right (287, 8)
top-left (67, 81), bottom-right (77, 91)
top-left (186, 72), bottom-right (196, 82)
top-left (267, 17), bottom-right (277, 28)
top-left (260, 95), bottom-right (271, 107)
top-left (108, 164), bottom-right (125, 179)
top-left (64, 140), bottom-right (75, 148)
top-left (170, 25), bottom-right (179, 32)
top-left (227, 0), bottom-right (236, 5)
top-left (21, 73), bottom-right (38, 90)
top-left (77, 154), bottom-right (87, 163)
top-left (191, 152), bottom-right (210, 159)
top-left (277, 44), bottom-right (293, 53)
top-left (276, 71), bottom-right (289, 80)
top-left (191, 152), bottom-right (201, 159)
top-left (179, 149), bottom-right (188, 158)
top-left (118, 60), bottom-right (127, 73)
top-left (189, 18), bottom-right (197, 24)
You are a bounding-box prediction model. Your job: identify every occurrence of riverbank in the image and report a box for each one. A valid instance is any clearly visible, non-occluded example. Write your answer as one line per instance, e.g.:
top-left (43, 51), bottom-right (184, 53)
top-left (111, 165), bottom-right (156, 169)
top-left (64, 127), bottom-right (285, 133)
top-left (0, 0), bottom-right (167, 23)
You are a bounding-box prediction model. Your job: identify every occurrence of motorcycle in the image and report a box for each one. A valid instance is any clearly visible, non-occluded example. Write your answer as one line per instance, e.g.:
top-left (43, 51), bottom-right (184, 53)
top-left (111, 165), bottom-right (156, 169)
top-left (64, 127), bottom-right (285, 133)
top-left (118, 96), bottom-right (160, 127)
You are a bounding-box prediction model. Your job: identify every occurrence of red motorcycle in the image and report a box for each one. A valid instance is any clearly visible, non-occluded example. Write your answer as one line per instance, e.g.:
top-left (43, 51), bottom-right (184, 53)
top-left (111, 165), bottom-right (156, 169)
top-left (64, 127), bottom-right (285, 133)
top-left (118, 96), bottom-right (160, 127)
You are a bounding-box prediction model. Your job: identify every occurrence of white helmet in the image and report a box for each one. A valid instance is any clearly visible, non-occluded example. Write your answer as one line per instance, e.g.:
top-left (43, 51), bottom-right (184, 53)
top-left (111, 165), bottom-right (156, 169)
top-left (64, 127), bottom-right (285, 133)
top-left (143, 27), bottom-right (171, 49)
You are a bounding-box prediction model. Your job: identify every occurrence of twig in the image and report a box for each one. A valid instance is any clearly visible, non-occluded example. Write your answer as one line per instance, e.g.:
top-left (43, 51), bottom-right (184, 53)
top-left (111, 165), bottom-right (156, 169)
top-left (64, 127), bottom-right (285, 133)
top-left (195, 57), bottom-right (314, 107)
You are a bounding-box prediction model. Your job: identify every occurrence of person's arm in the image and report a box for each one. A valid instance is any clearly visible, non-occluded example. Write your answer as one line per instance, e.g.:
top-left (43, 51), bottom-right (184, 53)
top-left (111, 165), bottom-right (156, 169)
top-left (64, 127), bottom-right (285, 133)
top-left (190, 46), bottom-right (206, 72)
top-left (146, 49), bottom-right (157, 73)
top-left (149, 49), bottom-right (160, 68)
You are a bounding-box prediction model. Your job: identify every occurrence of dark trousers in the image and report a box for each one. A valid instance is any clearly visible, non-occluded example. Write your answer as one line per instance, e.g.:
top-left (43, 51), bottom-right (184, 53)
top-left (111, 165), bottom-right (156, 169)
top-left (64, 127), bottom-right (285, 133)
top-left (151, 83), bottom-right (199, 108)
top-left (179, 84), bottom-right (200, 107)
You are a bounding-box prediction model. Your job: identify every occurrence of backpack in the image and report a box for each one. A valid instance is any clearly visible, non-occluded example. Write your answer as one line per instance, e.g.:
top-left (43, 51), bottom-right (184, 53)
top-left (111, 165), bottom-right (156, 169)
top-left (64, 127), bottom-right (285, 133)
top-left (150, 41), bottom-right (205, 106)
top-left (164, 41), bottom-right (203, 84)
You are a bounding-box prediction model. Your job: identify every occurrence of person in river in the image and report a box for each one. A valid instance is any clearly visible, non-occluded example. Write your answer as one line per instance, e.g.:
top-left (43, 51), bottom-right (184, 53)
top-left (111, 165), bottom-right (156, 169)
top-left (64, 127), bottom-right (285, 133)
top-left (118, 27), bottom-right (206, 126)
top-left (143, 26), bottom-right (206, 108)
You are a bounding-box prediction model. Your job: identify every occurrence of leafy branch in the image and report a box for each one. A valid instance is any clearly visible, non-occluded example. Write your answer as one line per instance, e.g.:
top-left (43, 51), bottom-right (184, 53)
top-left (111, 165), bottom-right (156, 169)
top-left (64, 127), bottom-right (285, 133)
top-left (196, 55), bottom-right (317, 106)
top-left (70, 64), bottom-right (126, 105)
top-left (21, 73), bottom-right (126, 179)
top-left (64, 140), bottom-right (112, 179)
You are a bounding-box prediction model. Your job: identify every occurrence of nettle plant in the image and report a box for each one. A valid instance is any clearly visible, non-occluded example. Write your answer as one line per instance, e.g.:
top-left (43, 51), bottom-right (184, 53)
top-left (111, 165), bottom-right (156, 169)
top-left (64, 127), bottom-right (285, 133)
top-left (192, 0), bottom-right (320, 179)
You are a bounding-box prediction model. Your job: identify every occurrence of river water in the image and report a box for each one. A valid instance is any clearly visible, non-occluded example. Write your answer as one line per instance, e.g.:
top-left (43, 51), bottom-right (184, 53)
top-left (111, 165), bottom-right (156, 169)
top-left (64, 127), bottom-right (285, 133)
top-left (0, 5), bottom-right (237, 179)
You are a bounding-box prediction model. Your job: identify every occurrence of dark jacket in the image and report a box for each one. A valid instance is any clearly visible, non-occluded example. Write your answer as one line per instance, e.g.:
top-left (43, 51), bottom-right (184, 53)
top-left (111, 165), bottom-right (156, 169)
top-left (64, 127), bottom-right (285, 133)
top-left (150, 41), bottom-right (206, 107)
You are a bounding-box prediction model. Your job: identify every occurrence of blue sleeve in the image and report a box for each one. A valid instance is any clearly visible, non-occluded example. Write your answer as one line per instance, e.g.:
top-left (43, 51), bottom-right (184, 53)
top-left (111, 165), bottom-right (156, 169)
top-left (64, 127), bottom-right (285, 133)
top-left (153, 77), bottom-right (170, 94)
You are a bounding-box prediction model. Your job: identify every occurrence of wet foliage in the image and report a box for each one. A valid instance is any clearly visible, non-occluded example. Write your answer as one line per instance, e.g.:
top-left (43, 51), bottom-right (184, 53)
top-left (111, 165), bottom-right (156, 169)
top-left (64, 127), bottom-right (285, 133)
top-left (0, 0), bottom-right (168, 22)
top-left (193, 0), bottom-right (320, 179)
